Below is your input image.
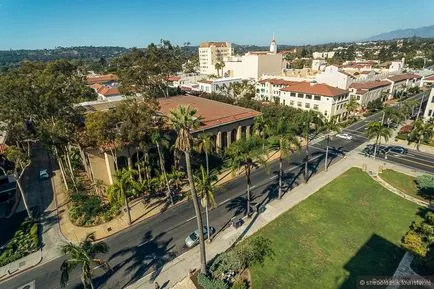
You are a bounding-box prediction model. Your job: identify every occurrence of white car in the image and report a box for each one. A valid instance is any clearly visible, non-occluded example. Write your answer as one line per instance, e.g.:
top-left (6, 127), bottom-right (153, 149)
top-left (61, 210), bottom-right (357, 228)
top-left (336, 133), bottom-right (353, 140)
top-left (39, 169), bottom-right (49, 180)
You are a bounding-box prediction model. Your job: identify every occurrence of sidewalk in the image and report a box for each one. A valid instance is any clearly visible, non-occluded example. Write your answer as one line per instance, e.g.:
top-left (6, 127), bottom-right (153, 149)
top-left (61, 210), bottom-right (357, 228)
top-left (128, 147), bottom-right (416, 289)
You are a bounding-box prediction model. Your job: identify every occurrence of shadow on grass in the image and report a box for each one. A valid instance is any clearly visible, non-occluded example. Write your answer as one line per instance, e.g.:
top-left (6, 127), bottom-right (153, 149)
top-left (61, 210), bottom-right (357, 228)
top-left (339, 234), bottom-right (406, 289)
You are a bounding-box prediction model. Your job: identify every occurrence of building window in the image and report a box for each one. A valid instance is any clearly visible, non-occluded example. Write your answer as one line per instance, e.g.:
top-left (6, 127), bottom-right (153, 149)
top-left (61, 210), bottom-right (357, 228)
top-left (290, 92), bottom-right (296, 97)
top-left (298, 93), bottom-right (304, 98)
top-left (324, 110), bottom-right (328, 116)
top-left (305, 103), bottom-right (310, 108)
top-left (356, 95), bottom-right (360, 100)
top-left (283, 99), bottom-right (286, 105)
top-left (305, 94), bottom-right (312, 99)
top-left (313, 104), bottom-right (319, 110)
top-left (314, 95), bottom-right (321, 101)
top-left (297, 102), bottom-right (302, 107)
top-left (290, 100), bottom-right (294, 105)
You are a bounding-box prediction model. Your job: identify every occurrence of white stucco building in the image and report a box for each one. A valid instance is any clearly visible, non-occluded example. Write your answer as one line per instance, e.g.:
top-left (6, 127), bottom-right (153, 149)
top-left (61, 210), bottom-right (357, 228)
top-left (279, 82), bottom-right (350, 120)
top-left (312, 51), bottom-right (335, 59)
top-left (199, 42), bottom-right (233, 75)
top-left (423, 88), bottom-right (434, 121)
top-left (197, 77), bottom-right (242, 94)
top-left (349, 81), bottom-right (391, 107)
top-left (255, 78), bottom-right (299, 102)
top-left (312, 59), bottom-right (327, 71)
top-left (315, 65), bottom-right (356, 89)
top-left (385, 73), bottom-right (422, 98)
top-left (166, 73), bottom-right (207, 88)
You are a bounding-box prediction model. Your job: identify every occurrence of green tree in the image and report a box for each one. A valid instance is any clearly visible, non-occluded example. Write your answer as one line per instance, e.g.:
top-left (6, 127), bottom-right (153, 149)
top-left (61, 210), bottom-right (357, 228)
top-left (169, 105), bottom-right (207, 274)
top-left (408, 119), bottom-right (434, 151)
top-left (345, 97), bottom-right (359, 118)
top-left (322, 116), bottom-right (342, 171)
top-left (196, 133), bottom-right (215, 177)
top-left (226, 136), bottom-right (266, 215)
top-left (194, 166), bottom-right (217, 241)
top-left (268, 119), bottom-right (300, 199)
top-left (253, 115), bottom-right (271, 152)
top-left (107, 168), bottom-right (140, 225)
top-left (416, 175), bottom-right (434, 202)
top-left (60, 233), bottom-right (110, 289)
top-left (151, 131), bottom-right (173, 204)
top-left (365, 121), bottom-right (392, 158)
top-left (383, 105), bottom-right (402, 127)
top-left (300, 111), bottom-right (323, 182)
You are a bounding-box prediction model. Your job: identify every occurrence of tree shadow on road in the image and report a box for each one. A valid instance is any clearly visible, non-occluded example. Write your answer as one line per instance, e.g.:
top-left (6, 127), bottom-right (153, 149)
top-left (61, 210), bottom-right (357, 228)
top-left (92, 231), bottom-right (176, 289)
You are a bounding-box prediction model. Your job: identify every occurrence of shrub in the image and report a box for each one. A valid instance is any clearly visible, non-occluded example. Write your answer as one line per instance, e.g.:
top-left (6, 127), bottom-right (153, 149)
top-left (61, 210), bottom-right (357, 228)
top-left (416, 175), bottom-right (434, 200)
top-left (198, 273), bottom-right (228, 289)
top-left (230, 279), bottom-right (248, 289)
top-left (399, 125), bottom-right (413, 134)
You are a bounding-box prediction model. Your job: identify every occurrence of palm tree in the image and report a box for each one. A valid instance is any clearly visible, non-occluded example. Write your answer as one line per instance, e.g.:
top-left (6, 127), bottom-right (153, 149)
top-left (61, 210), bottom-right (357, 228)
top-left (60, 233), bottom-right (110, 289)
top-left (214, 61), bottom-right (225, 77)
top-left (169, 105), bottom-right (207, 274)
top-left (408, 119), bottom-right (434, 150)
top-left (383, 105), bottom-right (402, 127)
top-left (401, 100), bottom-right (418, 120)
top-left (151, 131), bottom-right (173, 204)
top-left (108, 168), bottom-right (139, 225)
top-left (365, 121), bottom-right (392, 158)
top-left (194, 166), bottom-right (217, 241)
top-left (253, 115), bottom-right (271, 152)
top-left (226, 136), bottom-right (266, 216)
top-left (322, 116), bottom-right (341, 171)
top-left (196, 133), bottom-right (215, 177)
top-left (345, 97), bottom-right (359, 119)
top-left (268, 119), bottom-right (300, 199)
top-left (300, 111), bottom-right (323, 183)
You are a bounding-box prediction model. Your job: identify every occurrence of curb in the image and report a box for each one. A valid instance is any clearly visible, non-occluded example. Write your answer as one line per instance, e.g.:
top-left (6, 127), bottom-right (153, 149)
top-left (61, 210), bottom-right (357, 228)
top-left (0, 249), bottom-right (43, 283)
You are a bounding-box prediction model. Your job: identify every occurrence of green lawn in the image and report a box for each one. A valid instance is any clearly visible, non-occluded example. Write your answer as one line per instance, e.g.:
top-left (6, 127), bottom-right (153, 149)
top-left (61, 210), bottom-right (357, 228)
top-left (250, 168), bottom-right (422, 289)
top-left (379, 169), bottom-right (427, 202)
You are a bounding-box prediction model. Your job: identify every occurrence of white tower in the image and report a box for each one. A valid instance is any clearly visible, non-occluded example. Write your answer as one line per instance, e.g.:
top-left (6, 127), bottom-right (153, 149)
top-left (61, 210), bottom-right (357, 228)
top-left (269, 33), bottom-right (277, 54)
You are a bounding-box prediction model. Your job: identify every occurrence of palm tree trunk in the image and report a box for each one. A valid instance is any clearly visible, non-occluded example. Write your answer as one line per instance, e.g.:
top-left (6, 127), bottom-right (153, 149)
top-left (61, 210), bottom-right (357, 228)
top-left (184, 152), bottom-right (207, 274)
top-left (324, 137), bottom-right (329, 171)
top-left (278, 155), bottom-right (283, 199)
top-left (246, 165), bottom-right (251, 216)
top-left (65, 148), bottom-right (77, 188)
top-left (205, 203), bottom-right (210, 242)
top-left (123, 187), bottom-right (132, 225)
top-left (373, 136), bottom-right (379, 159)
top-left (57, 156), bottom-right (69, 191)
top-left (16, 170), bottom-right (32, 219)
top-left (205, 151), bottom-right (209, 177)
top-left (304, 136), bottom-right (309, 183)
top-left (156, 143), bottom-right (173, 204)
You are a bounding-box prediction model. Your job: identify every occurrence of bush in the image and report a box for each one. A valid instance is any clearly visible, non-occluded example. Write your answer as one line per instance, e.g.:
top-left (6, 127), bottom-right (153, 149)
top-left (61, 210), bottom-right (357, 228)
top-left (230, 279), bottom-right (248, 289)
top-left (400, 125), bottom-right (413, 134)
top-left (69, 193), bottom-right (118, 226)
top-left (198, 273), bottom-right (228, 289)
top-left (0, 219), bottom-right (39, 266)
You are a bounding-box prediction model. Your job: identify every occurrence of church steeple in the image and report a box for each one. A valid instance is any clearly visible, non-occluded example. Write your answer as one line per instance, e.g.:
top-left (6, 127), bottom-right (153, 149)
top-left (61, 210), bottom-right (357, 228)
top-left (269, 33), bottom-right (277, 54)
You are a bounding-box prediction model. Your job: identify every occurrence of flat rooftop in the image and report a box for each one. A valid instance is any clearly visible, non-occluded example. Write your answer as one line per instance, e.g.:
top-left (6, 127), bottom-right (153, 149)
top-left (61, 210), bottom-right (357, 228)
top-left (79, 95), bottom-right (261, 131)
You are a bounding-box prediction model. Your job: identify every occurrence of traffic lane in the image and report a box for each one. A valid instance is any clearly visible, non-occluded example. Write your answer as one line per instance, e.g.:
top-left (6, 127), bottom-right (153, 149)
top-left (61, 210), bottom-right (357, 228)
top-left (384, 153), bottom-right (434, 173)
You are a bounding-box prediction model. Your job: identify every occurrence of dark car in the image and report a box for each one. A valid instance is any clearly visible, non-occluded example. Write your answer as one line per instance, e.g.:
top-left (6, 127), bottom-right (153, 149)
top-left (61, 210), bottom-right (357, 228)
top-left (387, 146), bottom-right (408, 155)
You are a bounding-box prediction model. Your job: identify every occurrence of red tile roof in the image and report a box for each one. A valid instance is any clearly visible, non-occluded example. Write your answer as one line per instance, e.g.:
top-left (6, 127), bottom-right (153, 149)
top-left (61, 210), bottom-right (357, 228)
top-left (86, 74), bottom-right (119, 84)
top-left (158, 95), bottom-right (261, 131)
top-left (98, 86), bottom-right (120, 96)
top-left (424, 75), bottom-right (434, 81)
top-left (258, 78), bottom-right (300, 86)
top-left (387, 73), bottom-right (422, 82)
top-left (280, 82), bottom-right (348, 97)
top-left (197, 80), bottom-right (214, 84)
top-left (167, 76), bottom-right (181, 81)
top-left (349, 80), bottom-right (390, 91)
top-left (199, 42), bottom-right (229, 48)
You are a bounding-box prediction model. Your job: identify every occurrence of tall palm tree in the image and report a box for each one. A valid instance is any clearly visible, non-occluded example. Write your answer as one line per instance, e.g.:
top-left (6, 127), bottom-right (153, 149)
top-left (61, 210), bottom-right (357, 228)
top-left (169, 105), bottom-right (207, 274)
top-left (108, 168), bottom-right (139, 225)
top-left (151, 131), bottom-right (173, 204)
top-left (194, 166), bottom-right (217, 241)
top-left (268, 118), bottom-right (300, 199)
top-left (322, 116), bottom-right (341, 171)
top-left (60, 233), bottom-right (110, 289)
top-left (253, 115), bottom-right (271, 152)
top-left (383, 105), bottom-right (402, 127)
top-left (300, 111), bottom-right (323, 183)
top-left (345, 97), bottom-right (359, 119)
top-left (226, 136), bottom-right (266, 216)
top-left (408, 119), bottom-right (434, 151)
top-left (365, 121), bottom-right (392, 158)
top-left (196, 133), bottom-right (215, 177)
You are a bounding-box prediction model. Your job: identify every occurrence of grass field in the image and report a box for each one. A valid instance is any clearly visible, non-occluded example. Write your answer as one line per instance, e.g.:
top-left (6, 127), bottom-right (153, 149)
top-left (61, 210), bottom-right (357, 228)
top-left (250, 168), bottom-right (422, 289)
top-left (379, 169), bottom-right (426, 202)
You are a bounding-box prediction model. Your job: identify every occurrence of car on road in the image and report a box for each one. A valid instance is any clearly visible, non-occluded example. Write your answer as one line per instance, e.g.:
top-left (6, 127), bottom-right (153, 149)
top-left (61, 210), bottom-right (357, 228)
top-left (336, 133), bottom-right (353, 140)
top-left (362, 145), bottom-right (388, 156)
top-left (39, 169), bottom-right (49, 180)
top-left (185, 226), bottom-right (215, 248)
top-left (387, 146), bottom-right (408, 155)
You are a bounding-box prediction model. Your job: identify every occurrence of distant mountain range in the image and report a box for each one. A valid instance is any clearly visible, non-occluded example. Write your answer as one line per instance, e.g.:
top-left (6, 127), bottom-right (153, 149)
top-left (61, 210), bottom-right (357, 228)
top-left (365, 25), bottom-right (434, 41)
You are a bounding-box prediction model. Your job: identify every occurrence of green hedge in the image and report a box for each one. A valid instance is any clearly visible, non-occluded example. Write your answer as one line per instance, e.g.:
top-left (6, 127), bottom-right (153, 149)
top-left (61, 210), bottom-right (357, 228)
top-left (0, 219), bottom-right (39, 266)
top-left (198, 273), bottom-right (228, 289)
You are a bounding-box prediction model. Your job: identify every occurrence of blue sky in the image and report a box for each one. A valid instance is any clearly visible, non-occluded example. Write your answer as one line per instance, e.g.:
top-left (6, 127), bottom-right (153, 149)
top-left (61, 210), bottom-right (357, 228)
top-left (0, 0), bottom-right (433, 50)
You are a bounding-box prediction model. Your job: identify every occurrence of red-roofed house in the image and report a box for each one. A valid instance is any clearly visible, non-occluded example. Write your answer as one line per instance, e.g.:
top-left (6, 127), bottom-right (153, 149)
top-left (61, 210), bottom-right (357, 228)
top-left (421, 75), bottom-right (434, 87)
top-left (86, 74), bottom-right (119, 85)
top-left (385, 73), bottom-right (422, 98)
top-left (256, 78), bottom-right (300, 101)
top-left (81, 95), bottom-right (261, 185)
top-left (89, 83), bottom-right (123, 100)
top-left (279, 82), bottom-right (350, 120)
top-left (349, 80), bottom-right (391, 107)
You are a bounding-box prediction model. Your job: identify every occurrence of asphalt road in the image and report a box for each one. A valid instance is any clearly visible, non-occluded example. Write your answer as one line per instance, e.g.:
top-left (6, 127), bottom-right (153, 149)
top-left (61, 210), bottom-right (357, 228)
top-left (1, 92), bottom-right (430, 289)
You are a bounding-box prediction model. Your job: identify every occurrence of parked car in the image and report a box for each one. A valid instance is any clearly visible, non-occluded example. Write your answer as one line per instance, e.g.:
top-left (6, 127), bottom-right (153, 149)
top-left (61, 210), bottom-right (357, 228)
top-left (39, 169), bottom-right (49, 180)
top-left (387, 146), bottom-right (408, 155)
top-left (336, 133), bottom-right (353, 140)
top-left (185, 226), bottom-right (215, 248)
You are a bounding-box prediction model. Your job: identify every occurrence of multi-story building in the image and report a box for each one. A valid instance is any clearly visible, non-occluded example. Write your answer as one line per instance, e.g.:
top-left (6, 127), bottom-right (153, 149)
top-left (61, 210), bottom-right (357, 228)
top-left (423, 88), bottom-right (434, 121)
top-left (279, 82), bottom-right (350, 120)
top-left (197, 77), bottom-right (242, 94)
top-left (255, 78), bottom-right (299, 102)
top-left (166, 73), bottom-right (207, 88)
top-left (312, 51), bottom-right (335, 59)
top-left (316, 65), bottom-right (355, 89)
top-left (349, 81), bottom-right (391, 107)
top-left (199, 42), bottom-right (233, 75)
top-left (385, 73), bottom-right (422, 98)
